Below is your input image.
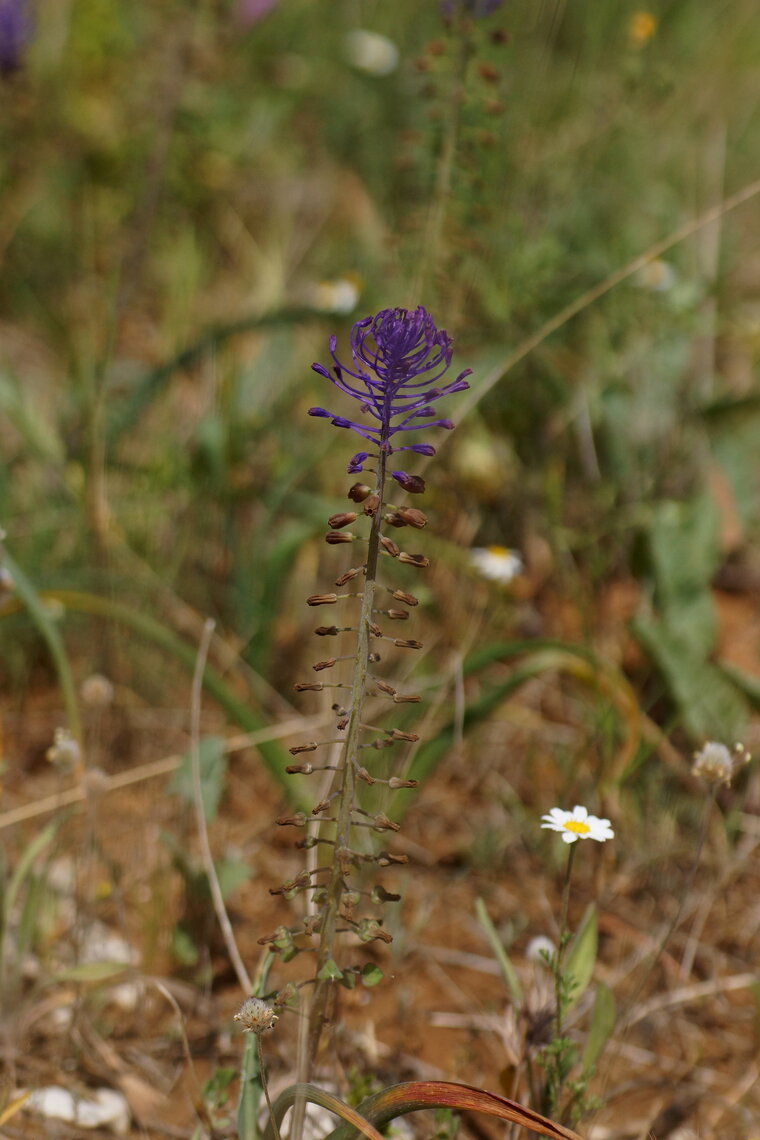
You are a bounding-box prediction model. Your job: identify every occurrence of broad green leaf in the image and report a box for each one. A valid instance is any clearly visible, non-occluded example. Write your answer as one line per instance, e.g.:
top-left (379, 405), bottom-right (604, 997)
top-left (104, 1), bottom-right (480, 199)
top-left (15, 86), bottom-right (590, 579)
top-left (171, 736), bottom-right (227, 822)
top-left (53, 961), bottom-right (131, 983)
top-left (582, 983), bottom-right (616, 1071)
top-left (318, 958), bottom-right (344, 981)
top-left (564, 905), bottom-right (597, 1009)
top-left (475, 898), bottom-right (523, 1006)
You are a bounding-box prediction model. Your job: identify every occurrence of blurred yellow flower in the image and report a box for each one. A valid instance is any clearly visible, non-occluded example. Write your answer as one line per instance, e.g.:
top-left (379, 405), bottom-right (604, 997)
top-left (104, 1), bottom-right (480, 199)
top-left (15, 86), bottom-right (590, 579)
top-left (628, 11), bottom-right (657, 47)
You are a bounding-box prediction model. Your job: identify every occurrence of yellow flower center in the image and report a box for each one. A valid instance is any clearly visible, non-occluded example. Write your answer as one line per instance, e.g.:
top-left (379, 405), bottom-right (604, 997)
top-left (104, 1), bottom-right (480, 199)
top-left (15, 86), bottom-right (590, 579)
top-left (564, 820), bottom-right (591, 835)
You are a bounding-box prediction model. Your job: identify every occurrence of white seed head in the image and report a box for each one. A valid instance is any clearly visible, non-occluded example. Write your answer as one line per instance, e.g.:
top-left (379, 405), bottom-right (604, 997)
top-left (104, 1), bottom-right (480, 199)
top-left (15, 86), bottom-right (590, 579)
top-left (692, 741), bottom-right (749, 788)
top-left (233, 997), bottom-right (278, 1034)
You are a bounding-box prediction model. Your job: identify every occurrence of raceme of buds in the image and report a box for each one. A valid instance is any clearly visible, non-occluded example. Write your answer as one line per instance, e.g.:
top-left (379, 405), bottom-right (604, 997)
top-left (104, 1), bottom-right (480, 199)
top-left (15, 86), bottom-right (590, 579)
top-left (278, 307), bottom-right (469, 1060)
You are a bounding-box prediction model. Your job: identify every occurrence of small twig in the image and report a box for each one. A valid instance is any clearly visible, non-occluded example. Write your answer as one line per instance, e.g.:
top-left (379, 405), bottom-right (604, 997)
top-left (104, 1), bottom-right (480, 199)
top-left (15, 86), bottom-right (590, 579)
top-left (191, 618), bottom-right (252, 994)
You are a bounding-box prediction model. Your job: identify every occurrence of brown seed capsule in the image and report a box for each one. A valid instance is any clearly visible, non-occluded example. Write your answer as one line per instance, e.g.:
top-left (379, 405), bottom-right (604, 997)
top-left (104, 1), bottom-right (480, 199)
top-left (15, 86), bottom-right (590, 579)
top-left (384, 512), bottom-right (408, 528)
top-left (393, 693), bottom-right (422, 704)
top-left (312, 799), bottom-right (331, 814)
top-left (314, 625), bottom-right (340, 636)
top-left (307, 593), bottom-right (338, 606)
top-left (336, 717), bottom-right (348, 730)
top-left (348, 482), bottom-right (372, 502)
top-left (313, 659), bottom-right (337, 671)
top-left (356, 766), bottom-right (376, 784)
top-left (393, 472), bottom-right (426, 494)
top-left (289, 742), bottom-right (318, 754)
top-left (377, 851), bottom-right (409, 866)
top-left (294, 682), bottom-right (324, 692)
top-left (380, 536), bottom-right (400, 557)
top-left (393, 639), bottom-right (423, 650)
top-left (325, 531), bottom-right (354, 544)
top-left (286, 763), bottom-right (315, 774)
top-left (369, 622), bottom-right (383, 637)
top-left (328, 511), bottom-right (358, 529)
top-left (375, 680), bottom-right (397, 696)
top-left (387, 609), bottom-right (409, 620)
top-left (368, 652), bottom-right (381, 663)
top-left (335, 568), bottom-right (360, 586)
top-left (370, 737), bottom-right (394, 750)
top-left (396, 507), bottom-right (428, 529)
top-left (389, 729), bottom-right (420, 742)
top-left (398, 552), bottom-right (430, 568)
top-left (391, 589), bottom-right (418, 606)
top-left (373, 813), bottom-right (400, 832)
top-left (363, 494), bottom-right (381, 517)
top-left (389, 776), bottom-right (419, 789)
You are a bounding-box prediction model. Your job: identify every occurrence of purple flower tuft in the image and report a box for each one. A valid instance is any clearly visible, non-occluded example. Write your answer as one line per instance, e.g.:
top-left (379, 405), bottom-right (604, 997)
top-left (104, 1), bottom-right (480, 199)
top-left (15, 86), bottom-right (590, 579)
top-left (347, 452), bottom-right (370, 474)
top-left (310, 306), bottom-right (470, 451)
top-left (0, 0), bottom-right (30, 75)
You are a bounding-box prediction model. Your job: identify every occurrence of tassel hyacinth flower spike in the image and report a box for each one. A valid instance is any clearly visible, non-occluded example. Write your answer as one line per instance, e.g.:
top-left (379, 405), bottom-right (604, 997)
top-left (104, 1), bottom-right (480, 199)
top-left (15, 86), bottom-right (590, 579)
top-left (260, 306), bottom-right (470, 1063)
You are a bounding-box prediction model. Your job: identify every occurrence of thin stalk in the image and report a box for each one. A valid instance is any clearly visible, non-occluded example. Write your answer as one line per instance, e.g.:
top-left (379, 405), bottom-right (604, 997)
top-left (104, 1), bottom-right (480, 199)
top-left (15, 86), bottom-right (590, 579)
top-left (553, 844), bottom-right (576, 1042)
top-left (308, 444), bottom-right (389, 1067)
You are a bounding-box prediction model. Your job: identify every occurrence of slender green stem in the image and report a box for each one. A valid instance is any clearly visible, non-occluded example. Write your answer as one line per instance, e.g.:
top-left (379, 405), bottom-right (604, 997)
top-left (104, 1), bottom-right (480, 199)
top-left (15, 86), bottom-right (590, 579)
top-left (258, 1035), bottom-right (282, 1140)
top-left (554, 844), bottom-right (576, 1041)
top-left (308, 444), bottom-right (389, 1065)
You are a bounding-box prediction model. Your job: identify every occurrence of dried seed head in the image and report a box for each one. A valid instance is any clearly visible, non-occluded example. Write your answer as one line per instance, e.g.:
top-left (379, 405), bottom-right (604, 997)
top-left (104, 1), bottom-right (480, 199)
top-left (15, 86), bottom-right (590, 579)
top-left (315, 625), bottom-right (341, 636)
top-left (233, 997), bottom-right (279, 1035)
top-left (363, 494), bottom-right (381, 516)
top-left (313, 658), bottom-right (337, 671)
top-left (375, 680), bottom-right (397, 696)
top-left (286, 763), bottom-right (315, 775)
top-left (384, 512), bottom-right (408, 528)
top-left (692, 741), bottom-right (750, 787)
top-left (325, 531), bottom-right (354, 544)
top-left (388, 729), bottom-right (420, 742)
top-left (386, 608), bottom-right (409, 620)
top-left (393, 639), bottom-right (423, 649)
top-left (307, 593), bottom-right (338, 606)
top-left (81, 673), bottom-right (114, 708)
top-left (294, 681), bottom-right (324, 692)
top-left (46, 728), bottom-right (82, 772)
top-left (388, 776), bottom-right (419, 789)
top-left (289, 742), bottom-right (318, 755)
top-left (380, 536), bottom-right (400, 557)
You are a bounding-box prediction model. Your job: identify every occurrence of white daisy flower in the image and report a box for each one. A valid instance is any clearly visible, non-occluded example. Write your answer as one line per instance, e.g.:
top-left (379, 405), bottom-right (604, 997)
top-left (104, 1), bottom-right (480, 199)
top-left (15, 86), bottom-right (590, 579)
top-left (541, 805), bottom-right (614, 845)
top-left (470, 545), bottom-right (523, 584)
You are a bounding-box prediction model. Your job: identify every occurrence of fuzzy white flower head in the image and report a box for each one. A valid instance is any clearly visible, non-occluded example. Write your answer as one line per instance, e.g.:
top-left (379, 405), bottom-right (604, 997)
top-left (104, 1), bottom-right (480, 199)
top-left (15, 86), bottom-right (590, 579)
top-left (526, 935), bottom-right (556, 965)
top-left (233, 997), bottom-right (278, 1034)
top-left (470, 545), bottom-right (523, 584)
top-left (344, 30), bottom-right (399, 76)
top-left (541, 805), bottom-right (614, 845)
top-left (692, 741), bottom-right (749, 788)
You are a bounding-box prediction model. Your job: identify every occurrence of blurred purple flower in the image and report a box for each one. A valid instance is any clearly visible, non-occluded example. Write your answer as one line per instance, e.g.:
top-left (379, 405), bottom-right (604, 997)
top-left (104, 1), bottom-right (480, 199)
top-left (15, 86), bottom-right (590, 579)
top-left (236, 0), bottom-right (279, 27)
top-left (0, 0), bottom-right (30, 75)
top-left (310, 306), bottom-right (470, 458)
top-left (440, 0), bottom-right (503, 18)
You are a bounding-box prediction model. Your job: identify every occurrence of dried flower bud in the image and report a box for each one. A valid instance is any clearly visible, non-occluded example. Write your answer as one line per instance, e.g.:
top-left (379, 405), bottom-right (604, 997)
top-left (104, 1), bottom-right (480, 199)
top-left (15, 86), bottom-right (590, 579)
top-left (294, 682), bottom-right (324, 691)
top-left (375, 680), bottom-right (397, 696)
top-left (234, 997), bottom-right (279, 1035)
top-left (391, 589), bottom-right (418, 606)
top-left (356, 766), bottom-right (376, 784)
top-left (335, 568), bottom-right (360, 586)
top-left (380, 536), bottom-right (400, 557)
top-left (393, 639), bottom-right (423, 649)
top-left (313, 658), bottom-right (337, 671)
top-left (289, 742), bottom-right (318, 755)
top-left (395, 507), bottom-right (428, 528)
top-left (348, 482), bottom-right (373, 502)
top-left (286, 763), bottom-right (315, 775)
top-left (326, 531), bottom-right (354, 544)
top-left (377, 851), bottom-right (409, 866)
top-left (336, 716), bottom-right (349, 730)
top-left (389, 729), bottom-right (420, 742)
top-left (328, 512), bottom-right (358, 529)
top-left (363, 494), bottom-right (381, 517)
top-left (370, 738), bottom-right (394, 750)
top-left (391, 471), bottom-right (426, 494)
top-left (307, 593), bottom-right (338, 606)
top-left (276, 813), bottom-right (306, 826)
top-left (388, 776), bottom-right (419, 789)
top-left (315, 625), bottom-right (341, 636)
top-left (369, 622), bottom-right (383, 637)
top-left (373, 812), bottom-right (400, 832)
top-left (46, 728), bottom-right (82, 772)
top-left (393, 692), bottom-right (422, 704)
top-left (371, 884), bottom-right (402, 903)
top-left (384, 512), bottom-right (408, 528)
top-left (368, 652), bottom-right (381, 663)
top-left (386, 609), bottom-right (409, 620)
top-left (398, 552), bottom-right (430, 568)
top-left (312, 799), bottom-right (332, 814)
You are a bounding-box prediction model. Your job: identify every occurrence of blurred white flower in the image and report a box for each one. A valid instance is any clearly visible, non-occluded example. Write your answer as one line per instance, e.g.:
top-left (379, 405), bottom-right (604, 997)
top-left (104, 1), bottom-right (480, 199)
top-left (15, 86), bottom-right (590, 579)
top-left (25, 1086), bottom-right (130, 1133)
top-left (541, 805), bottom-right (614, 845)
top-left (526, 935), bottom-right (556, 965)
top-left (692, 741), bottom-right (749, 787)
top-left (311, 276), bottom-right (361, 314)
top-left (634, 258), bottom-right (677, 292)
top-left (344, 29), bottom-right (399, 76)
top-left (470, 545), bottom-right (523, 583)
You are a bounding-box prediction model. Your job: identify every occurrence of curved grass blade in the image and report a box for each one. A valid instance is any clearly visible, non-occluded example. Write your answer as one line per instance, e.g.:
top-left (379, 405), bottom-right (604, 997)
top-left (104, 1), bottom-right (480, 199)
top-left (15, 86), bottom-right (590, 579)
top-left (327, 1080), bottom-right (584, 1140)
top-left (265, 1083), bottom-right (386, 1140)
